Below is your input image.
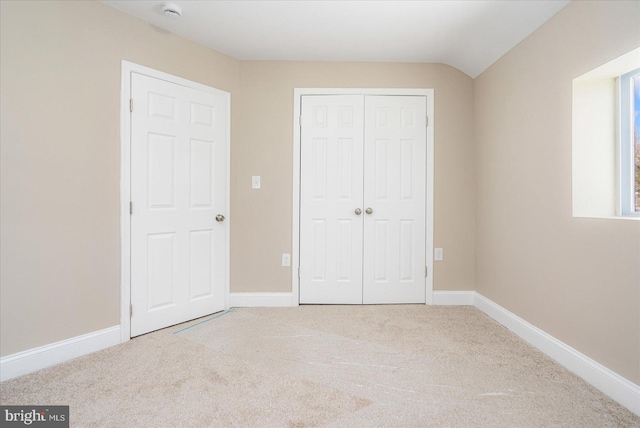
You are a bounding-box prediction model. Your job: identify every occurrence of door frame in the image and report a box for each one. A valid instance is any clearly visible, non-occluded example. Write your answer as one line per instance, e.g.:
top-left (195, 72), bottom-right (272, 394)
top-left (120, 61), bottom-right (231, 342)
top-left (292, 88), bottom-right (435, 306)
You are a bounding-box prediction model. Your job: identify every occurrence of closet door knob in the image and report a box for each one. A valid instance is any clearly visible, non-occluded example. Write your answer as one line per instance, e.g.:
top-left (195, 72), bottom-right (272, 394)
top-left (365, 208), bottom-right (373, 215)
top-left (354, 208), bottom-right (362, 215)
top-left (215, 214), bottom-right (225, 222)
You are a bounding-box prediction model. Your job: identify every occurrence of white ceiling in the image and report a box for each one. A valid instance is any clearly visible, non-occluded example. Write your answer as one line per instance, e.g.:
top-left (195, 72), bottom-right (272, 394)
top-left (101, 0), bottom-right (570, 78)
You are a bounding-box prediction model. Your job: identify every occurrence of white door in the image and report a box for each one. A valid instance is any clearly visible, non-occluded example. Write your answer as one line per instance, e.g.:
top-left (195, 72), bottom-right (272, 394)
top-left (130, 72), bottom-right (228, 337)
top-left (299, 95), bottom-right (365, 304)
top-left (299, 94), bottom-right (427, 304)
top-left (363, 96), bottom-right (426, 304)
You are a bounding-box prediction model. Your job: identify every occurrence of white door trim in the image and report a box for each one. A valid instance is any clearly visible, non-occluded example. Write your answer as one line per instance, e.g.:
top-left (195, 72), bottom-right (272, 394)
top-left (120, 61), bottom-right (231, 342)
top-left (292, 88), bottom-right (435, 306)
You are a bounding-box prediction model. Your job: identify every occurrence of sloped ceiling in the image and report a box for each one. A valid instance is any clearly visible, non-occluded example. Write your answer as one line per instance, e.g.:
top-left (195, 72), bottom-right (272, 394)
top-left (101, 0), bottom-right (570, 78)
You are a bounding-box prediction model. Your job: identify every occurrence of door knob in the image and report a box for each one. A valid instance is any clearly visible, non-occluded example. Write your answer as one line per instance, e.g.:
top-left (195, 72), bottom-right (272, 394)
top-left (354, 208), bottom-right (362, 215)
top-left (215, 214), bottom-right (225, 222)
top-left (365, 207), bottom-right (373, 215)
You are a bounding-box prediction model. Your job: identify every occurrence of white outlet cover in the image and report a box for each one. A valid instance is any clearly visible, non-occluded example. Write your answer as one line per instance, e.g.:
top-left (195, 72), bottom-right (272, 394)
top-left (252, 176), bottom-right (261, 189)
top-left (434, 248), bottom-right (443, 261)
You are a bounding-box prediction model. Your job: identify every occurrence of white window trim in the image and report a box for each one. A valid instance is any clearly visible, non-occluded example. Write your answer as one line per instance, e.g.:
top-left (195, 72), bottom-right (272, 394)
top-left (618, 68), bottom-right (640, 217)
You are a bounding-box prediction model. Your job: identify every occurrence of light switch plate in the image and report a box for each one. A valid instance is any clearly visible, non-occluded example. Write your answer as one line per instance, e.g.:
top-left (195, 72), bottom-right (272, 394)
top-left (434, 248), bottom-right (443, 261)
top-left (252, 176), bottom-right (261, 189)
top-left (282, 253), bottom-right (291, 267)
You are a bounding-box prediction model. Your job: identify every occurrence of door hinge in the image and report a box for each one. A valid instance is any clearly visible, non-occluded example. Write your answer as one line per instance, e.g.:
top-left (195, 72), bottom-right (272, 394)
top-left (425, 266), bottom-right (428, 277)
top-left (130, 98), bottom-right (133, 113)
top-left (298, 267), bottom-right (301, 278)
top-left (130, 304), bottom-right (133, 317)
top-left (129, 201), bottom-right (133, 215)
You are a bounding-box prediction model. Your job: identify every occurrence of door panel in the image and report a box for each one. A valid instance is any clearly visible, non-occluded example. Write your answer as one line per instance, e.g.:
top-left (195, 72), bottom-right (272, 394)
top-left (147, 232), bottom-right (175, 309)
top-left (299, 95), bottom-right (364, 304)
top-left (363, 96), bottom-right (426, 304)
top-left (131, 73), bottom-right (227, 336)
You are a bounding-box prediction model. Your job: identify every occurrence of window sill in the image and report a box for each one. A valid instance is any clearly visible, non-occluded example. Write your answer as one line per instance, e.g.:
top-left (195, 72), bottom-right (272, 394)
top-left (573, 214), bottom-right (640, 221)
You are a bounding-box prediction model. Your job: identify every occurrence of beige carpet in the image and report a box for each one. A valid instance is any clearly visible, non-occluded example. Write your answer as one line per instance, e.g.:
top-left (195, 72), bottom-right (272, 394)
top-left (1, 306), bottom-right (638, 427)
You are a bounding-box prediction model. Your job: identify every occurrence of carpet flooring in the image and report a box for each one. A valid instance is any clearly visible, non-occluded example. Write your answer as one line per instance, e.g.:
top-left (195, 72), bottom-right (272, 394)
top-left (1, 305), bottom-right (638, 427)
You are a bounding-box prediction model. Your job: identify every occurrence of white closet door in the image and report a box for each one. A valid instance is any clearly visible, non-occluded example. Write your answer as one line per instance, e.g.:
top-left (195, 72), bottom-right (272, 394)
top-left (363, 96), bottom-right (426, 304)
top-left (130, 73), bottom-right (228, 336)
top-left (299, 95), bottom-right (365, 304)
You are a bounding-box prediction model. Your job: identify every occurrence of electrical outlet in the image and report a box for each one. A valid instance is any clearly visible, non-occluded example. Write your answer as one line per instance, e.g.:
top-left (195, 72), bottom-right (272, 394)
top-left (252, 176), bottom-right (261, 189)
top-left (282, 253), bottom-right (291, 267)
top-left (434, 248), bottom-right (443, 261)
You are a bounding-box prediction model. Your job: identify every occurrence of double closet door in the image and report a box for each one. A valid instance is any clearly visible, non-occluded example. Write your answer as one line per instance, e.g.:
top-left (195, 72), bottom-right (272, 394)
top-left (299, 95), bottom-right (427, 304)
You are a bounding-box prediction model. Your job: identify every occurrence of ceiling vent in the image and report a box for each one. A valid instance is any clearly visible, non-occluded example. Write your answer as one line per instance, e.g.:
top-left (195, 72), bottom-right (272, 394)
top-left (162, 3), bottom-right (182, 18)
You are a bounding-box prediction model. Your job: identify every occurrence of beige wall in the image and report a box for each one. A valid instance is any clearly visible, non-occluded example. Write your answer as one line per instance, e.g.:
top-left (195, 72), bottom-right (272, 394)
top-left (231, 61), bottom-right (476, 293)
top-left (0, 0), bottom-right (240, 357)
top-left (474, 0), bottom-right (640, 384)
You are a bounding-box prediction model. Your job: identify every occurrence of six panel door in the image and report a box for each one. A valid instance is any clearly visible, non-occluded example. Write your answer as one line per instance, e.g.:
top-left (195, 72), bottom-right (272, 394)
top-left (130, 73), bottom-right (228, 336)
top-left (299, 95), bottom-right (365, 304)
top-left (363, 96), bottom-right (427, 304)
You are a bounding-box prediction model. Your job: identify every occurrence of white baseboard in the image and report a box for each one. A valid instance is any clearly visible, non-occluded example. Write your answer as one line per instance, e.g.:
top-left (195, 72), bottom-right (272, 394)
top-left (432, 291), bottom-right (475, 305)
top-left (473, 292), bottom-right (640, 416)
top-left (0, 326), bottom-right (121, 382)
top-left (229, 292), bottom-right (296, 308)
